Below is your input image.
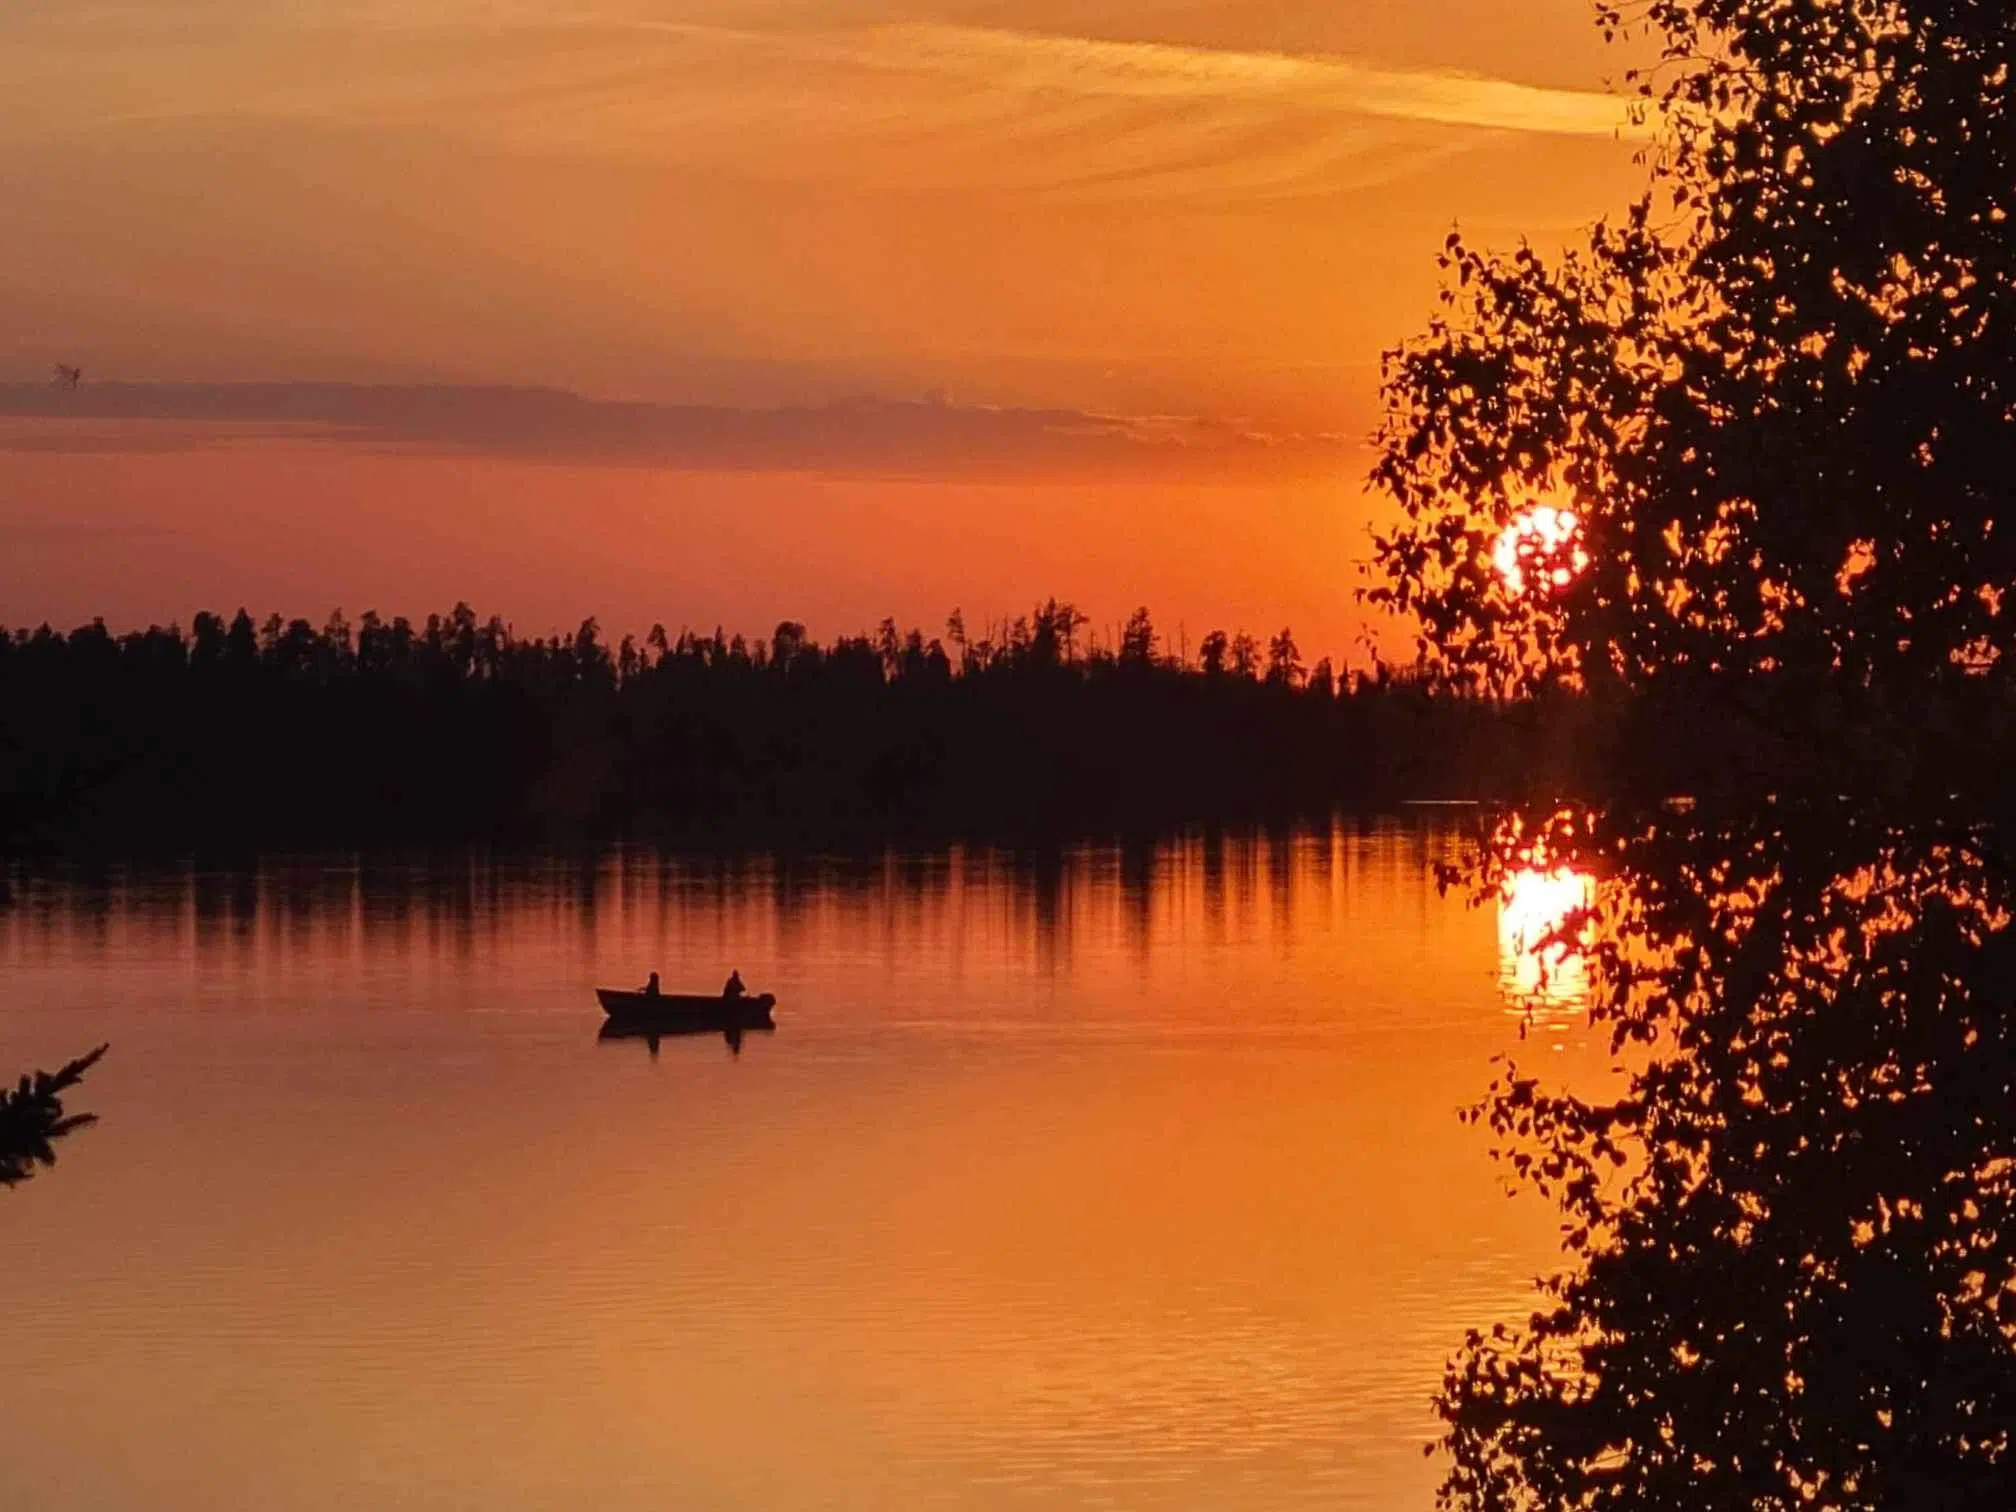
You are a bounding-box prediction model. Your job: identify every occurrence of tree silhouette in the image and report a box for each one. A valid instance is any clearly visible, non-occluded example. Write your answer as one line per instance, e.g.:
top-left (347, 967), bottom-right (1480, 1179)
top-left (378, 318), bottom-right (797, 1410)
top-left (1266, 628), bottom-right (1303, 688)
top-left (1, 1045), bottom-right (106, 1188)
top-left (1230, 631), bottom-right (1260, 681)
top-left (1371, 0), bottom-right (2016, 743)
top-left (1120, 607), bottom-right (1158, 670)
top-left (1366, 1), bottom-right (2016, 1505)
top-left (1199, 630), bottom-right (1230, 678)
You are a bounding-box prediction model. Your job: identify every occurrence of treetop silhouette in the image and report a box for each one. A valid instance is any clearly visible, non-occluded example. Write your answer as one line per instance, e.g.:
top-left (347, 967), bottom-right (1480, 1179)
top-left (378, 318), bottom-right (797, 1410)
top-left (1372, 0), bottom-right (2016, 718)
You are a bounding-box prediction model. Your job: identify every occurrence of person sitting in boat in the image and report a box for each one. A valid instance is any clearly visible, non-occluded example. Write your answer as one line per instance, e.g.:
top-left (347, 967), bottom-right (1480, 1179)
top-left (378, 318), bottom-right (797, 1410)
top-left (643, 971), bottom-right (662, 998)
top-left (723, 969), bottom-right (746, 1001)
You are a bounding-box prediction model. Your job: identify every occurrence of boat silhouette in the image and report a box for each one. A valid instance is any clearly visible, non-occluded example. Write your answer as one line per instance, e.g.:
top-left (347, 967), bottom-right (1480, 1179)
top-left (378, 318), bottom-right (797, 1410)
top-left (596, 988), bottom-right (777, 1033)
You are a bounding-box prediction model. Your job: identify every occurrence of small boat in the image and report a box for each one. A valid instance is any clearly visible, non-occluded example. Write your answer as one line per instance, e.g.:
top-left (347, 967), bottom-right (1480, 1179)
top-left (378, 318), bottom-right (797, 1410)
top-left (596, 988), bottom-right (777, 1031)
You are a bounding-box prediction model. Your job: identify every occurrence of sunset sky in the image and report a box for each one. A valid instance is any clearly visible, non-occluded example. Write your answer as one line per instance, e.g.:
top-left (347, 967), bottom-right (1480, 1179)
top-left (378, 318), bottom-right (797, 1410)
top-left (1, 1), bottom-right (1646, 659)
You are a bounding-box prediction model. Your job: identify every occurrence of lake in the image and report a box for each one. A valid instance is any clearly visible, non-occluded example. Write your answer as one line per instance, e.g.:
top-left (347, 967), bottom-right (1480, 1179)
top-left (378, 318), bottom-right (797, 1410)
top-left (0, 818), bottom-right (1597, 1511)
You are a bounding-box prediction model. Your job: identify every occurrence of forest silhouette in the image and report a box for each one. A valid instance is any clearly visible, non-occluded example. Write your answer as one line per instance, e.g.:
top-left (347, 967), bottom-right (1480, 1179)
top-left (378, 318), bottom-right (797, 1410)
top-left (0, 599), bottom-right (1622, 851)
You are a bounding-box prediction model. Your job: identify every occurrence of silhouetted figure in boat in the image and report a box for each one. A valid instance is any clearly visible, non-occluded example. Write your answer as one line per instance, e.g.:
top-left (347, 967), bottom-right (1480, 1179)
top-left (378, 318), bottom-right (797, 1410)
top-left (723, 969), bottom-right (745, 1001)
top-left (642, 971), bottom-right (661, 997)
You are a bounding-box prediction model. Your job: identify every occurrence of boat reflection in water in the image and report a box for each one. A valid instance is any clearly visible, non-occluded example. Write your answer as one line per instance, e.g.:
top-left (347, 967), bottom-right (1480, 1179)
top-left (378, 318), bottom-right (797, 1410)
top-left (597, 1017), bottom-right (775, 1058)
top-left (1496, 865), bottom-right (1594, 1012)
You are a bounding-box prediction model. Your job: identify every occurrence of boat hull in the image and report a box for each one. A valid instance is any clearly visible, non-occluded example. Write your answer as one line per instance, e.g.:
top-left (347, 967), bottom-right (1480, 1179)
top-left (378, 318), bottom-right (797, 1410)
top-left (596, 989), bottom-right (777, 1030)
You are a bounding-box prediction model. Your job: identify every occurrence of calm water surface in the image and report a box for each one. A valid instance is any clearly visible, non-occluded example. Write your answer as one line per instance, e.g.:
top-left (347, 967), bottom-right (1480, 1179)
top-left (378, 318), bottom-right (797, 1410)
top-left (0, 820), bottom-right (1595, 1511)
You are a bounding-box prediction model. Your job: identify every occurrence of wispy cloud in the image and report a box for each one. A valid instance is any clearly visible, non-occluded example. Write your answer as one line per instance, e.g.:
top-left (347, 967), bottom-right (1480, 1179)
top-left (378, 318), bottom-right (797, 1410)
top-left (858, 24), bottom-right (1632, 139)
top-left (0, 12), bottom-right (1633, 200)
top-left (0, 383), bottom-right (1355, 481)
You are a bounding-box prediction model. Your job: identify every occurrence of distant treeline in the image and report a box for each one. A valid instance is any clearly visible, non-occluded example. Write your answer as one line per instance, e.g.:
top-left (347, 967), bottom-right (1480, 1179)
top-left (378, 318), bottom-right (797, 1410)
top-left (0, 602), bottom-right (1600, 850)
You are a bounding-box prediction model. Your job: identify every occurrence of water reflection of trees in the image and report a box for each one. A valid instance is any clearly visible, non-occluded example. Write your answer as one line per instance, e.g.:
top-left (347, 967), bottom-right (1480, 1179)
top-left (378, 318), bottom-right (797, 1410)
top-left (8, 826), bottom-right (1382, 991)
top-left (1442, 800), bottom-right (2016, 1505)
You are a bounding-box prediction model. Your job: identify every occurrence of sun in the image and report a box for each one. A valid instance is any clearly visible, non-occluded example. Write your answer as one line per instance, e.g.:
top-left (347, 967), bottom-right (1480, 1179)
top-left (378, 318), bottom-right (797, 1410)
top-left (1493, 506), bottom-right (1590, 596)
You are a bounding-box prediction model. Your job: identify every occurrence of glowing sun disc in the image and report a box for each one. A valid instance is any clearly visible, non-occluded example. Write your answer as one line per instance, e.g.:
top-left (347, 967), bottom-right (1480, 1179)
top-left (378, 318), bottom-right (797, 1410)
top-left (1494, 506), bottom-right (1590, 596)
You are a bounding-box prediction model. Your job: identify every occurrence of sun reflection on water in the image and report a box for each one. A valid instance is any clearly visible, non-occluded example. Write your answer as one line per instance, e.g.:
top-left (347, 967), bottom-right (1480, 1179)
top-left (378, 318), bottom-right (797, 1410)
top-left (1498, 865), bottom-right (1595, 1011)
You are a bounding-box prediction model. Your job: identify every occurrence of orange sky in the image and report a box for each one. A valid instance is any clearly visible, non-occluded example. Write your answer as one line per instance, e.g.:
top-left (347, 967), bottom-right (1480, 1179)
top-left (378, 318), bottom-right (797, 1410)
top-left (0, 1), bottom-right (1648, 660)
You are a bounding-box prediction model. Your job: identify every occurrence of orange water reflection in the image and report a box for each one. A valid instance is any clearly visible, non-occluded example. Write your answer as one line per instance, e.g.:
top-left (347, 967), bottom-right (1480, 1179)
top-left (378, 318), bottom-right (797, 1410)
top-left (0, 824), bottom-right (1600, 1512)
